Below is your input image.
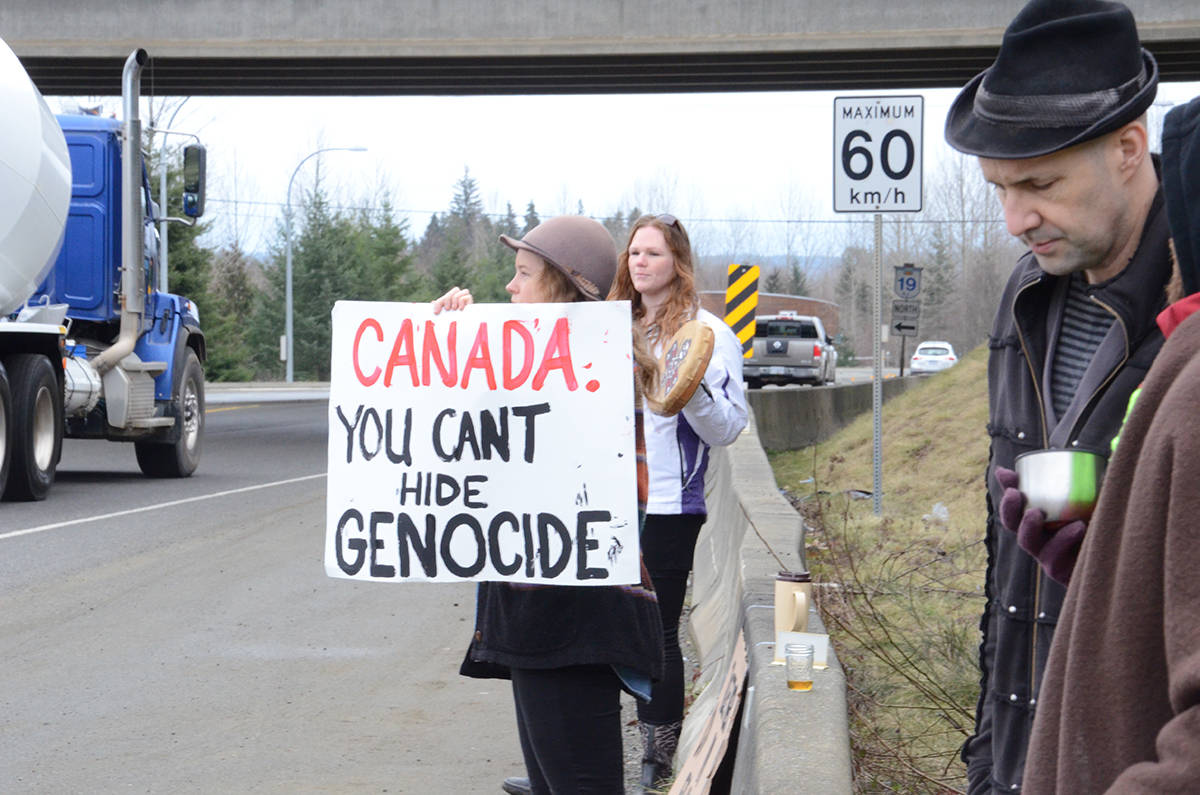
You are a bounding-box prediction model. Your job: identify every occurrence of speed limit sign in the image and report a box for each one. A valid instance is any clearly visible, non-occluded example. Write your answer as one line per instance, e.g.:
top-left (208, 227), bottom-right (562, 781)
top-left (833, 96), bottom-right (923, 213)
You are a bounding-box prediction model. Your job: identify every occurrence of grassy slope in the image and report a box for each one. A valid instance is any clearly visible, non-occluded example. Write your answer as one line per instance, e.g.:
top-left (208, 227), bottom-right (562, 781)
top-left (769, 345), bottom-right (990, 793)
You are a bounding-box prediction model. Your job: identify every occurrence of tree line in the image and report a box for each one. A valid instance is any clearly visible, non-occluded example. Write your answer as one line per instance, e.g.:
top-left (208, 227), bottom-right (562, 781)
top-left (164, 154), bottom-right (1021, 381)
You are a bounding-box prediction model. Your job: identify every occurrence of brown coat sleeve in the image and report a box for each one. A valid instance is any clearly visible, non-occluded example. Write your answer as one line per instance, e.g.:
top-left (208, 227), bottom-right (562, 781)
top-left (1108, 364), bottom-right (1200, 792)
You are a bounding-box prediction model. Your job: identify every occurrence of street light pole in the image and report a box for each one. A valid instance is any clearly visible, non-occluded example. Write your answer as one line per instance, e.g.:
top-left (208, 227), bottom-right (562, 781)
top-left (285, 146), bottom-right (366, 383)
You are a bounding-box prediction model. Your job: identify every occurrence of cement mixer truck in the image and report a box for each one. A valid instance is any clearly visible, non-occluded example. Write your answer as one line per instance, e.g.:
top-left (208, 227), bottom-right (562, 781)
top-left (0, 41), bottom-right (207, 500)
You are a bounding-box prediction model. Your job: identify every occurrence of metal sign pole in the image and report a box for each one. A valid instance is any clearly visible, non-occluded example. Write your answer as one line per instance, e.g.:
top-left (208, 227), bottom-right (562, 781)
top-left (833, 94), bottom-right (923, 518)
top-left (873, 213), bottom-right (883, 515)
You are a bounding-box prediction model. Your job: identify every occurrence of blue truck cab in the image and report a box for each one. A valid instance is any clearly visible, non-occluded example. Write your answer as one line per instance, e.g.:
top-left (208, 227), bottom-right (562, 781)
top-left (34, 114), bottom-right (205, 408)
top-left (1, 46), bottom-right (207, 500)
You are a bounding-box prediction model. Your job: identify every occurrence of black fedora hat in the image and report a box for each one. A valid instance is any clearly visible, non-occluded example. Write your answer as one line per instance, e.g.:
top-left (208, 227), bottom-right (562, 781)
top-left (945, 0), bottom-right (1158, 159)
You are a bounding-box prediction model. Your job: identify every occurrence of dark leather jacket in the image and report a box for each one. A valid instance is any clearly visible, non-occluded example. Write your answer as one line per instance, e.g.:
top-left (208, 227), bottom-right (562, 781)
top-left (964, 189), bottom-right (1172, 794)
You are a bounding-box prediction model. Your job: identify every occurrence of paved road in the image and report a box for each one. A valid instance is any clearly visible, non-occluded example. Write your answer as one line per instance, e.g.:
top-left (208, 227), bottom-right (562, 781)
top-left (0, 401), bottom-right (523, 793)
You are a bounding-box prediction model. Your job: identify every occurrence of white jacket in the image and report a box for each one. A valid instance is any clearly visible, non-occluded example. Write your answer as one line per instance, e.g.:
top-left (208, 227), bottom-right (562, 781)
top-left (645, 308), bottom-right (748, 515)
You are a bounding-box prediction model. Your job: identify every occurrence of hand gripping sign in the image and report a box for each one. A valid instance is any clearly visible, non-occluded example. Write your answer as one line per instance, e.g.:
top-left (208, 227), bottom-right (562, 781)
top-left (325, 300), bottom-right (640, 585)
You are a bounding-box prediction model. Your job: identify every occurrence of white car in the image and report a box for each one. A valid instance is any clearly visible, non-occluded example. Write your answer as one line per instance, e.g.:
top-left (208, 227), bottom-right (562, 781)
top-left (910, 341), bottom-right (957, 374)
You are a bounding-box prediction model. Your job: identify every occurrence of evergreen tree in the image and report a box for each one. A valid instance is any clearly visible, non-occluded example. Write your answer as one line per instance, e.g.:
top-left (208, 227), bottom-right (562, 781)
top-left (763, 268), bottom-right (784, 293)
top-left (522, 201), bottom-right (540, 236)
top-left (923, 225), bottom-right (958, 340)
top-left (450, 167), bottom-right (484, 226)
top-left (246, 170), bottom-right (421, 381)
top-left (430, 231), bottom-right (472, 294)
top-left (788, 259), bottom-right (811, 297)
top-left (356, 197), bottom-right (424, 302)
top-left (499, 202), bottom-right (520, 238)
top-left (204, 243), bottom-right (257, 381)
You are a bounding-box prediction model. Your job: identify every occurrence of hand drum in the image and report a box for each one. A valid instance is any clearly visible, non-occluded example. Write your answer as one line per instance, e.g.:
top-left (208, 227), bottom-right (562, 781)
top-left (656, 320), bottom-right (715, 416)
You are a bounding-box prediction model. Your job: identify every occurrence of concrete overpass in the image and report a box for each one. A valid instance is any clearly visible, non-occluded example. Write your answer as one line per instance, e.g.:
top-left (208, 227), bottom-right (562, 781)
top-left (4, 0), bottom-right (1200, 95)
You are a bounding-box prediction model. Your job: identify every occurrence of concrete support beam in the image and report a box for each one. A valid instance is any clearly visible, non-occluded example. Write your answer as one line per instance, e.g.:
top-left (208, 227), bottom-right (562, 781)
top-left (4, 1), bottom-right (1199, 94)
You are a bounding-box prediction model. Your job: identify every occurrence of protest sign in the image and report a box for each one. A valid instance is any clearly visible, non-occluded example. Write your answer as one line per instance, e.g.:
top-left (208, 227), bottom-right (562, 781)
top-left (325, 300), bottom-right (639, 585)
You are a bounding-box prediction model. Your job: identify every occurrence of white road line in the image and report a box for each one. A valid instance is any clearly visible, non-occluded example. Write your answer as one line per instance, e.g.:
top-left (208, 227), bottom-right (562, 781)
top-left (1, 473), bottom-right (326, 541)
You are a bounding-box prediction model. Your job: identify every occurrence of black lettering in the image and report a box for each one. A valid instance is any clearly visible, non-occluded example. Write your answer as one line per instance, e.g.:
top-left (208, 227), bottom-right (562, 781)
top-left (397, 512), bottom-right (438, 577)
top-left (453, 413), bottom-right (481, 460)
top-left (385, 408), bottom-right (412, 465)
top-left (435, 473), bottom-right (462, 506)
top-left (359, 408), bottom-right (383, 461)
top-left (480, 407), bottom-right (509, 461)
top-left (398, 471), bottom-right (423, 505)
top-left (433, 409), bottom-right (456, 461)
top-left (442, 514), bottom-right (486, 577)
top-left (575, 510), bottom-right (611, 580)
top-left (335, 509), bottom-right (366, 574)
top-left (463, 475), bottom-right (487, 508)
top-left (369, 511), bottom-right (395, 577)
top-left (488, 512), bottom-right (522, 576)
top-left (523, 513), bottom-right (535, 577)
top-left (537, 512), bottom-right (571, 578)
top-left (513, 403), bottom-right (551, 463)
top-left (335, 404), bottom-right (363, 463)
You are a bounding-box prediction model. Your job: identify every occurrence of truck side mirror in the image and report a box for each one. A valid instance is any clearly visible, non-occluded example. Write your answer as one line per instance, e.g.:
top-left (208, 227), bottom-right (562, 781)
top-left (182, 144), bottom-right (206, 218)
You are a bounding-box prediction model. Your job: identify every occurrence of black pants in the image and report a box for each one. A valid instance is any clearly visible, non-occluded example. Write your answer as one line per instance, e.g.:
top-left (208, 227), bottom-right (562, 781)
top-left (510, 665), bottom-right (624, 794)
top-left (637, 512), bottom-right (704, 725)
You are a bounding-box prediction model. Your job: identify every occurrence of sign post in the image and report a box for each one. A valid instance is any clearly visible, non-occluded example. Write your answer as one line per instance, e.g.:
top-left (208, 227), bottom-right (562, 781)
top-left (833, 95), bottom-right (924, 515)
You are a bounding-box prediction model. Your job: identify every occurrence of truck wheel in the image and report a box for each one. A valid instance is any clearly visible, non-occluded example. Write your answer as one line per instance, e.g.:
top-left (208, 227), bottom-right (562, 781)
top-left (3, 354), bottom-right (62, 501)
top-left (0, 362), bottom-right (11, 498)
top-left (135, 348), bottom-right (204, 478)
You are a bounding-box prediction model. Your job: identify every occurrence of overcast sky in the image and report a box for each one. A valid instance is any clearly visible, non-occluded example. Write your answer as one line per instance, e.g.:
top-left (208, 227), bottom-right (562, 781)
top-left (53, 82), bottom-right (1200, 259)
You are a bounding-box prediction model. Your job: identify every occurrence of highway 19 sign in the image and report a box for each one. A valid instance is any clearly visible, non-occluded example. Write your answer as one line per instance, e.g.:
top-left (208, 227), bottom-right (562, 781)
top-left (833, 96), bottom-right (923, 213)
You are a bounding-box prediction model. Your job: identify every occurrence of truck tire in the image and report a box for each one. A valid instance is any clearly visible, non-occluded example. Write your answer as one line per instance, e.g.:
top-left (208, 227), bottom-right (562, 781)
top-left (135, 348), bottom-right (204, 478)
top-left (0, 362), bottom-right (11, 497)
top-left (3, 354), bottom-right (63, 501)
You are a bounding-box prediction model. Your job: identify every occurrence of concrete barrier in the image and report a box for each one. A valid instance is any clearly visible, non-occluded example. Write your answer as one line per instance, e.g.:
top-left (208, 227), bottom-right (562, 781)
top-left (681, 378), bottom-right (925, 789)
top-left (679, 406), bottom-right (853, 794)
top-left (747, 378), bottom-right (918, 451)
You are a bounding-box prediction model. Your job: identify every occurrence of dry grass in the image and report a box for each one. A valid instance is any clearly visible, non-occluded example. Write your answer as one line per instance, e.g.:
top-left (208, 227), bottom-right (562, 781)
top-left (769, 345), bottom-right (990, 794)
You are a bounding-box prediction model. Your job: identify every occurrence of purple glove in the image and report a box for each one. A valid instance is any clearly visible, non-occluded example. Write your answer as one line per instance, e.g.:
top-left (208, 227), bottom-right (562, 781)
top-left (993, 467), bottom-right (1087, 585)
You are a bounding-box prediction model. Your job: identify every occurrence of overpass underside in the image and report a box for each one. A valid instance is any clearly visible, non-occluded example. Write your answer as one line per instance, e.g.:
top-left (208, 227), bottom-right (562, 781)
top-left (20, 41), bottom-right (1200, 96)
top-left (7, 0), bottom-right (1200, 96)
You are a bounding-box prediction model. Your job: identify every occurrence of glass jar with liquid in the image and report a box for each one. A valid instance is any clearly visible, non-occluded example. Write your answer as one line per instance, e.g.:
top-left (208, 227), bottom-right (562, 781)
top-left (785, 642), bottom-right (815, 691)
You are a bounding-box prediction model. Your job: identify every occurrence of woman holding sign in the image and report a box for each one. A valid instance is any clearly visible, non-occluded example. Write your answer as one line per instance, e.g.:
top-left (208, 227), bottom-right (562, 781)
top-left (438, 216), bottom-right (665, 795)
top-left (608, 213), bottom-right (748, 791)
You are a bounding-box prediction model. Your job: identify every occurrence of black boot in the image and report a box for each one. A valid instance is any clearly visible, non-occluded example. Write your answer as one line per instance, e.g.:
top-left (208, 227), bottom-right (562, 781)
top-left (501, 776), bottom-right (531, 795)
top-left (638, 720), bottom-right (682, 793)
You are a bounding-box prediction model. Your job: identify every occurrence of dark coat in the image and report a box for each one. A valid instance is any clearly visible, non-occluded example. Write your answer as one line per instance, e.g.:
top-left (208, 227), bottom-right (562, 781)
top-left (461, 575), bottom-right (664, 681)
top-left (965, 189), bottom-right (1172, 794)
top-left (1023, 299), bottom-right (1200, 792)
top-left (460, 399), bottom-right (665, 686)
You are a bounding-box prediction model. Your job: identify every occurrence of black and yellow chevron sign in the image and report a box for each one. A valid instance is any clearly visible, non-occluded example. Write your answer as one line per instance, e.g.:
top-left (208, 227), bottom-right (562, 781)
top-left (725, 264), bottom-right (760, 358)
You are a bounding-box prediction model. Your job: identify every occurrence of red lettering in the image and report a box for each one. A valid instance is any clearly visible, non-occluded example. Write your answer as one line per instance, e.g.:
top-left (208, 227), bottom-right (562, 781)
top-left (353, 318), bottom-right (384, 386)
top-left (503, 320), bottom-right (535, 389)
top-left (462, 324), bottom-right (497, 390)
top-left (532, 317), bottom-right (577, 391)
top-left (422, 320), bottom-right (458, 387)
top-left (384, 318), bottom-right (419, 387)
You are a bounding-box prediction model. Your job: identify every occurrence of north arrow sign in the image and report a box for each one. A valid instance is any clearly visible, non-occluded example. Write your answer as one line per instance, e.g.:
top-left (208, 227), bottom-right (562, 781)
top-left (892, 320), bottom-right (918, 336)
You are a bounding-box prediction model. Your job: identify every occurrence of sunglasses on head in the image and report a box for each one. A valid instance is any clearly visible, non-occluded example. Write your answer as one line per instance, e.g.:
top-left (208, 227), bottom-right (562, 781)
top-left (656, 213), bottom-right (680, 229)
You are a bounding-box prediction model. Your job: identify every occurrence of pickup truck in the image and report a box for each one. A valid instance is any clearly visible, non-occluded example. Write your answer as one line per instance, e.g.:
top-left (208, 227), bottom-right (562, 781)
top-left (743, 312), bottom-right (837, 388)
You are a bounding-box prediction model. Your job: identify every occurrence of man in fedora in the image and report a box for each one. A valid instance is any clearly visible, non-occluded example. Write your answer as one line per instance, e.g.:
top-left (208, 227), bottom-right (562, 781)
top-left (944, 0), bottom-right (1173, 791)
top-left (1019, 95), bottom-right (1200, 793)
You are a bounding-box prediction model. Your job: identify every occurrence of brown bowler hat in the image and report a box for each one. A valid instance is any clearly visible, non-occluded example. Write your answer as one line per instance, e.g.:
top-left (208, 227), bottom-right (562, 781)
top-left (500, 216), bottom-right (617, 301)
